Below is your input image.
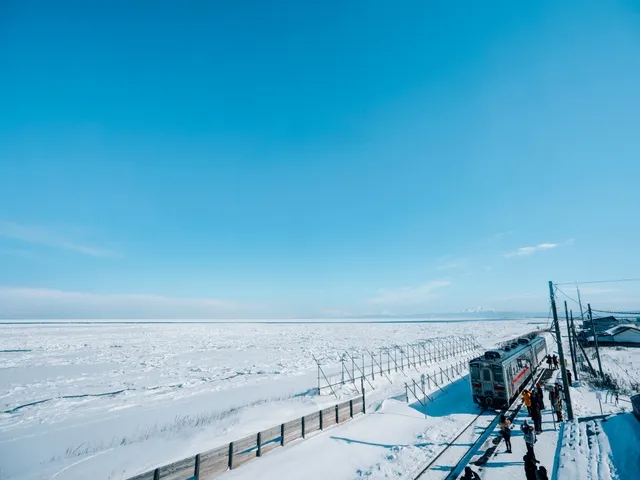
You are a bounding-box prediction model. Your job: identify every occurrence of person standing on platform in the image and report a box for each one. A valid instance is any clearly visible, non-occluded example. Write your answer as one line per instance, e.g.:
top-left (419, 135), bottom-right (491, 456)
top-left (499, 415), bottom-right (512, 453)
top-left (522, 389), bottom-right (532, 416)
top-left (537, 465), bottom-right (549, 480)
top-left (536, 382), bottom-right (545, 409)
top-left (521, 420), bottom-right (537, 458)
top-left (530, 398), bottom-right (543, 434)
top-left (555, 392), bottom-right (564, 422)
top-left (523, 451), bottom-right (540, 480)
top-left (459, 466), bottom-right (480, 480)
top-left (567, 370), bottom-right (573, 386)
top-left (552, 354), bottom-right (559, 369)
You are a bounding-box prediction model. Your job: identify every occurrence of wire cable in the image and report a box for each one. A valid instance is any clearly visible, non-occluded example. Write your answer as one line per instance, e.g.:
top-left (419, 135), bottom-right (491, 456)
top-left (555, 278), bottom-right (640, 286)
top-left (589, 308), bottom-right (640, 315)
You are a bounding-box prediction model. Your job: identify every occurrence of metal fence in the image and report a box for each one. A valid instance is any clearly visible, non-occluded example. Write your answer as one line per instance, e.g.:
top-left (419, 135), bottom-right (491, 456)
top-left (314, 334), bottom-right (482, 396)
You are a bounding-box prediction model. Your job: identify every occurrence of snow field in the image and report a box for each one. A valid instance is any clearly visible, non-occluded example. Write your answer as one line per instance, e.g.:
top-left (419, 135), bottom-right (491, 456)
top-left (0, 319), bottom-right (544, 479)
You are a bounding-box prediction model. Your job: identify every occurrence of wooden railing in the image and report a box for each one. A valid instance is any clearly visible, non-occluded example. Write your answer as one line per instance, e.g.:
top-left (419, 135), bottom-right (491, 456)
top-left (128, 392), bottom-right (366, 480)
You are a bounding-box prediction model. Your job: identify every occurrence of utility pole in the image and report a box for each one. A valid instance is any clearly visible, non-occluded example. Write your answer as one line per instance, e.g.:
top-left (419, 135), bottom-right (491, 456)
top-left (564, 301), bottom-right (577, 378)
top-left (588, 303), bottom-right (604, 378)
top-left (569, 311), bottom-right (579, 380)
top-left (576, 283), bottom-right (585, 325)
top-left (549, 281), bottom-right (574, 421)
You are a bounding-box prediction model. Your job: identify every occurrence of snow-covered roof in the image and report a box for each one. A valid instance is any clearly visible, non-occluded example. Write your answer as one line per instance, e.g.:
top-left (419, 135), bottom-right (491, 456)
top-left (604, 324), bottom-right (640, 335)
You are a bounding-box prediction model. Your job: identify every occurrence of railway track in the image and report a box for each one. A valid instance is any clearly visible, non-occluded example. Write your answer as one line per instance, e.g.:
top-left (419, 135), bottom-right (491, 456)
top-left (412, 366), bottom-right (553, 480)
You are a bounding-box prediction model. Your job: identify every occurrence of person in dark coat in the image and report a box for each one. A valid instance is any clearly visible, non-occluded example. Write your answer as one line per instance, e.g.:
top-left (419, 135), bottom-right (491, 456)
top-left (538, 465), bottom-right (549, 480)
top-left (567, 370), bottom-right (573, 386)
top-left (535, 382), bottom-right (545, 409)
top-left (552, 354), bottom-right (559, 369)
top-left (460, 466), bottom-right (480, 480)
top-left (530, 400), bottom-right (543, 433)
top-left (523, 451), bottom-right (540, 480)
top-left (546, 355), bottom-right (553, 369)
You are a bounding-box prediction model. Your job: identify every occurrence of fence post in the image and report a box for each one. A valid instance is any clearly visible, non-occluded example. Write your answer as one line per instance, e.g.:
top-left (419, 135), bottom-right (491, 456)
top-left (335, 404), bottom-right (339, 424)
top-left (302, 415), bottom-right (306, 438)
top-left (228, 442), bottom-right (234, 470)
top-left (350, 399), bottom-right (353, 417)
top-left (153, 469), bottom-right (159, 480)
top-left (371, 352), bottom-right (375, 380)
top-left (281, 423), bottom-right (285, 446)
top-left (362, 377), bottom-right (367, 414)
top-left (406, 384), bottom-right (409, 402)
top-left (257, 432), bottom-right (262, 457)
top-left (395, 348), bottom-right (398, 372)
top-left (194, 453), bottom-right (201, 480)
top-left (319, 409), bottom-right (324, 430)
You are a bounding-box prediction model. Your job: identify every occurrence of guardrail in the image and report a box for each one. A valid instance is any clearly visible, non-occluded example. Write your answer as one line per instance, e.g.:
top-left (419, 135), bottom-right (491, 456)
top-left (128, 392), bottom-right (366, 480)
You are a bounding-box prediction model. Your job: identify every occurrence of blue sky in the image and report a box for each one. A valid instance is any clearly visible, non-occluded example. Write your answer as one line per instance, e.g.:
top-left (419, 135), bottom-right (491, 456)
top-left (1, 1), bottom-right (640, 318)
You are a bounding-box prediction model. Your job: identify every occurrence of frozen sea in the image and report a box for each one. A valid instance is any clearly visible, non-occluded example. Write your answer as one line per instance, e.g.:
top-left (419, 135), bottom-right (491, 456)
top-left (0, 318), bottom-right (545, 479)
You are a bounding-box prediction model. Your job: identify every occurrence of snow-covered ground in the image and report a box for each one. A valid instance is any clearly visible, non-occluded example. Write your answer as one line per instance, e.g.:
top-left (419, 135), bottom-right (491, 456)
top-left (217, 375), bottom-right (493, 480)
top-left (0, 319), bottom-right (543, 480)
top-left (555, 345), bottom-right (640, 480)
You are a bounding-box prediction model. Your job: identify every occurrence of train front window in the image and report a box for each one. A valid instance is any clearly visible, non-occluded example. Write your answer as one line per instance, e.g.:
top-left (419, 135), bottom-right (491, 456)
top-left (470, 364), bottom-right (480, 380)
top-left (482, 368), bottom-right (492, 382)
top-left (492, 365), bottom-right (504, 382)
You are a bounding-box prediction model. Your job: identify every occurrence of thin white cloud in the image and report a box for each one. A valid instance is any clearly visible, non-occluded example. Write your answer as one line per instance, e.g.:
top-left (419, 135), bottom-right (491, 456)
top-left (436, 258), bottom-right (465, 270)
top-left (0, 287), bottom-right (247, 319)
top-left (578, 287), bottom-right (619, 295)
top-left (0, 222), bottom-right (118, 258)
top-left (370, 280), bottom-right (451, 304)
top-left (504, 243), bottom-right (558, 259)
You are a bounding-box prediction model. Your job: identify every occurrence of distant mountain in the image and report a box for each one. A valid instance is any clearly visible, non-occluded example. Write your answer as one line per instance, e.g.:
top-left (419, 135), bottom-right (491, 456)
top-left (325, 310), bottom-right (547, 320)
top-left (462, 306), bottom-right (498, 314)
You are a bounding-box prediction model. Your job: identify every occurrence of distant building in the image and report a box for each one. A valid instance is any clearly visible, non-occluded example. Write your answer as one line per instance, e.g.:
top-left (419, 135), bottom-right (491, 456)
top-left (578, 315), bottom-right (640, 343)
top-left (582, 316), bottom-right (634, 333)
top-left (587, 324), bottom-right (640, 347)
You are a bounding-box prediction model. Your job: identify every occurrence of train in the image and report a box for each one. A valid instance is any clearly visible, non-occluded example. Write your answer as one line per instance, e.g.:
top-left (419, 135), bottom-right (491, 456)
top-left (469, 333), bottom-right (547, 408)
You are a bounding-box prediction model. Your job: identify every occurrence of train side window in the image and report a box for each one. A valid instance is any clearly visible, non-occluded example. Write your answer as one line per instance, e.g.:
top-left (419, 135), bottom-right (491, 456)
top-left (482, 368), bottom-right (492, 382)
top-left (492, 365), bottom-right (504, 382)
top-left (470, 364), bottom-right (480, 380)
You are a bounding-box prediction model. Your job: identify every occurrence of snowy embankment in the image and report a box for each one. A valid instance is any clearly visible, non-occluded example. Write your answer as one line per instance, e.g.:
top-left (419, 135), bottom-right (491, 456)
top-left (555, 347), bottom-right (640, 480)
top-left (0, 319), bottom-right (542, 479)
top-left (218, 374), bottom-right (493, 480)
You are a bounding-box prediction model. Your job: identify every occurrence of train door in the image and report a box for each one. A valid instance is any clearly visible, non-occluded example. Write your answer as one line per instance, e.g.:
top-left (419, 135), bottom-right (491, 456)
top-left (481, 365), bottom-right (493, 397)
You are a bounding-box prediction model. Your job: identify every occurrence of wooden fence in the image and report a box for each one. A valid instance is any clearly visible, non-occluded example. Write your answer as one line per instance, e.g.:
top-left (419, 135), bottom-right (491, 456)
top-left (128, 393), bottom-right (366, 480)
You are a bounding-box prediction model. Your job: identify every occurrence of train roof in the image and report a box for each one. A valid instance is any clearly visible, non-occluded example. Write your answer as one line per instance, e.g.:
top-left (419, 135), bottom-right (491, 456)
top-left (470, 334), bottom-right (545, 363)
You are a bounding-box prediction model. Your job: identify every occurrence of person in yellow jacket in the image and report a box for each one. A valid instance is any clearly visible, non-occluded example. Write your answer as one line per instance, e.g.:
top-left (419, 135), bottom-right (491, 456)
top-left (522, 389), bottom-right (532, 416)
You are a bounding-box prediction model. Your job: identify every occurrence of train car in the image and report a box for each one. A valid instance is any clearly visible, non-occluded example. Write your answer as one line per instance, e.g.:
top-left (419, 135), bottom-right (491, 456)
top-left (469, 334), bottom-right (547, 408)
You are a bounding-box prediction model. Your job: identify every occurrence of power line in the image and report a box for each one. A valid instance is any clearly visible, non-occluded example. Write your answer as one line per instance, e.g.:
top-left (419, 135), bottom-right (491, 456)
top-left (589, 308), bottom-right (640, 315)
top-left (553, 285), bottom-right (582, 310)
top-left (555, 278), bottom-right (640, 286)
